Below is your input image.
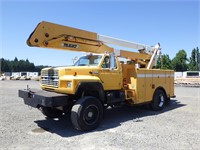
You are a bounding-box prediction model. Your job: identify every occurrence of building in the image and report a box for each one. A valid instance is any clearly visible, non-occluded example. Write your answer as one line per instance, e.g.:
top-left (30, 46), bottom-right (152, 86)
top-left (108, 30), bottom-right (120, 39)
top-left (12, 72), bottom-right (39, 77)
top-left (174, 72), bottom-right (183, 78)
top-left (182, 71), bottom-right (200, 78)
top-left (175, 71), bottom-right (200, 78)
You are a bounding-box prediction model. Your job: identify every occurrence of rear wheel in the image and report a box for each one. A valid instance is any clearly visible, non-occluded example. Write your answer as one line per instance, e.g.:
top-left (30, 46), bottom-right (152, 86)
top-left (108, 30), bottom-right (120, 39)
top-left (151, 89), bottom-right (166, 111)
top-left (71, 96), bottom-right (103, 131)
top-left (40, 107), bottom-right (63, 118)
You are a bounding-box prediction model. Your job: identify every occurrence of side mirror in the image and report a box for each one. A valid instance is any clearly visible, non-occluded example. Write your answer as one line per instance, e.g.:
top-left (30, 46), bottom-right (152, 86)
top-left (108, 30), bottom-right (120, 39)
top-left (110, 54), bottom-right (115, 70)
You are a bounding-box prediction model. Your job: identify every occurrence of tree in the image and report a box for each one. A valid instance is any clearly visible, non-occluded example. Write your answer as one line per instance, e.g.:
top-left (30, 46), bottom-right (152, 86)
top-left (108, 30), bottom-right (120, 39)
top-left (10, 59), bottom-right (19, 71)
top-left (0, 58), bottom-right (11, 73)
top-left (155, 54), bottom-right (172, 69)
top-left (171, 50), bottom-right (188, 71)
top-left (196, 47), bottom-right (199, 71)
top-left (188, 47), bottom-right (199, 71)
top-left (188, 48), bottom-right (196, 71)
top-left (14, 57), bottom-right (18, 62)
top-left (0, 57), bottom-right (49, 73)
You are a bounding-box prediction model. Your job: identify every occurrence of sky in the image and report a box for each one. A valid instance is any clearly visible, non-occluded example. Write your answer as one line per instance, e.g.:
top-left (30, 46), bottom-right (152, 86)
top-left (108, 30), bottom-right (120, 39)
top-left (1, 0), bottom-right (199, 66)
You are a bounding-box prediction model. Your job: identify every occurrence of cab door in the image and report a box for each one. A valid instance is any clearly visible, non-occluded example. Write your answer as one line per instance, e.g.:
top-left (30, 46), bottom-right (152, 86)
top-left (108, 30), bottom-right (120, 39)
top-left (99, 56), bottom-right (121, 90)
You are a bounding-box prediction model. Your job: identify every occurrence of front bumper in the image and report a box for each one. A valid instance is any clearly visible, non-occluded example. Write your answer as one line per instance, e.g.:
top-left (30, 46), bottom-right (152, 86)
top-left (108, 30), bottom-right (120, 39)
top-left (18, 89), bottom-right (69, 108)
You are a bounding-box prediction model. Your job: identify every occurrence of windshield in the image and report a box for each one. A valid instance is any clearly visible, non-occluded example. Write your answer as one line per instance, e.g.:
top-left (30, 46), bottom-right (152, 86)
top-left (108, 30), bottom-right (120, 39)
top-left (74, 55), bottom-right (102, 66)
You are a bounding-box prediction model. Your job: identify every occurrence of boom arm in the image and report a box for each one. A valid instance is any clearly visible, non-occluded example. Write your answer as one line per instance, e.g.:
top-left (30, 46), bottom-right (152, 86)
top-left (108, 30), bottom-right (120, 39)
top-left (27, 21), bottom-right (113, 54)
top-left (27, 21), bottom-right (160, 68)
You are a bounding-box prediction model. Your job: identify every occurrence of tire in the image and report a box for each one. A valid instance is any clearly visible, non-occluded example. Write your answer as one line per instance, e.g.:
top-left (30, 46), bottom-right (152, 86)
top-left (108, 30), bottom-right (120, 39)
top-left (165, 97), bottom-right (171, 106)
top-left (64, 100), bottom-right (74, 115)
top-left (71, 96), bottom-right (103, 131)
top-left (151, 89), bottom-right (166, 111)
top-left (40, 107), bottom-right (63, 118)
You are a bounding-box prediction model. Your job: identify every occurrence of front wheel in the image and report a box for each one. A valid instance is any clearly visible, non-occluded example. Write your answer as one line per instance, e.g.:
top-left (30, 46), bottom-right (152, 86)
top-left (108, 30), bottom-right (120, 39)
top-left (151, 89), bottom-right (166, 111)
top-left (71, 96), bottom-right (103, 131)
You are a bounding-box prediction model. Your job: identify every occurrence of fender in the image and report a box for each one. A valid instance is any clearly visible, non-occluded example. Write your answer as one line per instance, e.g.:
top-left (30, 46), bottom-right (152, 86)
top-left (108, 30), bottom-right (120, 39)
top-left (75, 82), bottom-right (105, 103)
top-left (153, 86), bottom-right (167, 98)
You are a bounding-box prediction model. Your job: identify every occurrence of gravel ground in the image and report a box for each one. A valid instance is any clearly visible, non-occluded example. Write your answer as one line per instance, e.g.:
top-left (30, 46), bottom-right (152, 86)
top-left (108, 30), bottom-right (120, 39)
top-left (0, 80), bottom-right (200, 150)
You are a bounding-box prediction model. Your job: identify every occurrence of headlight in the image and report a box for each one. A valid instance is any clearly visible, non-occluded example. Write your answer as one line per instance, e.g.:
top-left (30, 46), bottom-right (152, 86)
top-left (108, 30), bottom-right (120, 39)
top-left (66, 81), bottom-right (72, 88)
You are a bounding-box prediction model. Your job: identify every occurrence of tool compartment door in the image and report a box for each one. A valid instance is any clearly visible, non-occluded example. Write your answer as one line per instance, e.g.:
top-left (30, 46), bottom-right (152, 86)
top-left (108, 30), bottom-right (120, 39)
top-left (145, 69), bottom-right (153, 102)
top-left (136, 70), bottom-right (146, 103)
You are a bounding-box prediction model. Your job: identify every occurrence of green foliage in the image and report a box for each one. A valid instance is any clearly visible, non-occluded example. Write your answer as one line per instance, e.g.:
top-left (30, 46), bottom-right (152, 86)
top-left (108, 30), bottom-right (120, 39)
top-left (171, 49), bottom-right (188, 71)
top-left (0, 57), bottom-right (49, 73)
top-left (188, 47), bottom-right (199, 71)
top-left (155, 54), bottom-right (172, 69)
top-left (197, 47), bottom-right (200, 71)
top-left (0, 58), bottom-right (11, 72)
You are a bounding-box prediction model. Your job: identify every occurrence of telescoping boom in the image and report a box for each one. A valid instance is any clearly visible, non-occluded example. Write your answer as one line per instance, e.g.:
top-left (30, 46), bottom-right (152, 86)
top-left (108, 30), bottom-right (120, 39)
top-left (27, 21), bottom-right (161, 69)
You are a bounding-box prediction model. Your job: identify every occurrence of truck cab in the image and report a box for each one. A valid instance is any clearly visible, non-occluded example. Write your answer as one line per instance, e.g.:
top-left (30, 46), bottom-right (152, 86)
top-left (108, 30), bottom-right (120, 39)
top-left (41, 53), bottom-right (122, 93)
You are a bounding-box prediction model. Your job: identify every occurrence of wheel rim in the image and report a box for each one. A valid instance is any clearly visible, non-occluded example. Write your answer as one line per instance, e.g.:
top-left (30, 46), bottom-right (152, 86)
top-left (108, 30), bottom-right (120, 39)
top-left (83, 104), bottom-right (99, 125)
top-left (158, 94), bottom-right (164, 107)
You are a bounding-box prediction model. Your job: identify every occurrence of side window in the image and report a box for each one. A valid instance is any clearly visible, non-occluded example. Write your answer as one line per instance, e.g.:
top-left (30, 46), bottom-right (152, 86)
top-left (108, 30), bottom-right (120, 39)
top-left (102, 56), bottom-right (110, 68)
top-left (101, 56), bottom-right (117, 69)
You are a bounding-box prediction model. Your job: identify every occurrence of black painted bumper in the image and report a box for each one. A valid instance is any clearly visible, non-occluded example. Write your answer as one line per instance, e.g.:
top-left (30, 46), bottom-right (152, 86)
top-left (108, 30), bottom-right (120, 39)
top-left (18, 89), bottom-right (69, 108)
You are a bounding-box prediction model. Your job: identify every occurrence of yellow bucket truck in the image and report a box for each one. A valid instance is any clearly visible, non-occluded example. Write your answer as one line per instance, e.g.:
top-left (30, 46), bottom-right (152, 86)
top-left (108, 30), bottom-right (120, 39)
top-left (19, 21), bottom-right (175, 131)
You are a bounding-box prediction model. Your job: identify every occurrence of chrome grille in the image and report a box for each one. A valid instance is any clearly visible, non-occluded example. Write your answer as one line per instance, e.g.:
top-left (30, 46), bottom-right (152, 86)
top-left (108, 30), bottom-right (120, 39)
top-left (41, 69), bottom-right (59, 87)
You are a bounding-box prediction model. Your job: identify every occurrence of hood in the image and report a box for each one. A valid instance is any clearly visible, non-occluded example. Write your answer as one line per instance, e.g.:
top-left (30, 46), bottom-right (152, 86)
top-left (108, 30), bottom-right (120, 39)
top-left (55, 66), bottom-right (100, 77)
